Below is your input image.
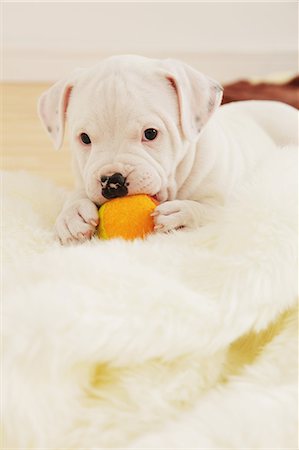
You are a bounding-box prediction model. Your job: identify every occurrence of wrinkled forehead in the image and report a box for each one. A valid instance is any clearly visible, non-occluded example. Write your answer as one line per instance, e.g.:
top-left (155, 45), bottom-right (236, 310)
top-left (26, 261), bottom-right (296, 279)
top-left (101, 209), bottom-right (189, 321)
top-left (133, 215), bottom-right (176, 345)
top-left (67, 64), bottom-right (178, 130)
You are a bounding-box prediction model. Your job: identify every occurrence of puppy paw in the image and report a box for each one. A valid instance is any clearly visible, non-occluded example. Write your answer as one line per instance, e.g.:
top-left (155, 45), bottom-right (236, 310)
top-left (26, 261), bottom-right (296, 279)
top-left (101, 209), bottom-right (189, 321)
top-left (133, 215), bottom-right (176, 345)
top-left (152, 200), bottom-right (191, 233)
top-left (55, 198), bottom-right (99, 245)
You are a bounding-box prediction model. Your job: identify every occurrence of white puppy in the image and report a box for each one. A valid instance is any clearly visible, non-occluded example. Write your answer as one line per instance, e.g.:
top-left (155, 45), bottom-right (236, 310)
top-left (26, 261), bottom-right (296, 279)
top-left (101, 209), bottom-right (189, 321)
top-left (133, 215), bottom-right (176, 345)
top-left (38, 55), bottom-right (298, 244)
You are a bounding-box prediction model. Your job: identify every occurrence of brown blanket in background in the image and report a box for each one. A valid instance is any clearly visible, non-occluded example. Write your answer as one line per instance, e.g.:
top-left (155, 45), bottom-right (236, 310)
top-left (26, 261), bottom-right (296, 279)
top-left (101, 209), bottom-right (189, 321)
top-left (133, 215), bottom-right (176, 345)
top-left (222, 75), bottom-right (299, 109)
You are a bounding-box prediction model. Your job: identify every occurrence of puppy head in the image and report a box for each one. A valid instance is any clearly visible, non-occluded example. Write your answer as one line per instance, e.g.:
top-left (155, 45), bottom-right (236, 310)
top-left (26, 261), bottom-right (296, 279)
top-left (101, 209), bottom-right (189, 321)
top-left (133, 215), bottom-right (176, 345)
top-left (38, 55), bottom-right (222, 204)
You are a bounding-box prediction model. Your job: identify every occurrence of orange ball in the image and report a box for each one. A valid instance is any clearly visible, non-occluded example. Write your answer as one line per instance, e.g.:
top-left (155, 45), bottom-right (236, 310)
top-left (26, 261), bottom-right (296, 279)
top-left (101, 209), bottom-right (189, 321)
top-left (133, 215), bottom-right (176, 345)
top-left (98, 194), bottom-right (159, 240)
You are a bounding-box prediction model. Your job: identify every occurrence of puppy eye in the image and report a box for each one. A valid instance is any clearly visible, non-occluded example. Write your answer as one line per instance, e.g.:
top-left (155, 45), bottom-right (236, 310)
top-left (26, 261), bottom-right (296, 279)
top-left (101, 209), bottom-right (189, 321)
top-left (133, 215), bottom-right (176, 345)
top-left (80, 132), bottom-right (91, 145)
top-left (143, 128), bottom-right (158, 141)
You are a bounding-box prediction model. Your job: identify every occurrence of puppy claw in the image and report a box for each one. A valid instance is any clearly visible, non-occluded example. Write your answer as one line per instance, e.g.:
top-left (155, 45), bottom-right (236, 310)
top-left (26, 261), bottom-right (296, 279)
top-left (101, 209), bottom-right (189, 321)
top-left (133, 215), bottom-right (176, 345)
top-left (84, 230), bottom-right (93, 239)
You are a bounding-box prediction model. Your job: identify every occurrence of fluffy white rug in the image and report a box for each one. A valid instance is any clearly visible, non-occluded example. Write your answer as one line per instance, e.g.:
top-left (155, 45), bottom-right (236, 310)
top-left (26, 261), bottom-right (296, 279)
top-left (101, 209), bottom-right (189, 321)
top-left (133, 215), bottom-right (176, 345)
top-left (2, 145), bottom-right (298, 449)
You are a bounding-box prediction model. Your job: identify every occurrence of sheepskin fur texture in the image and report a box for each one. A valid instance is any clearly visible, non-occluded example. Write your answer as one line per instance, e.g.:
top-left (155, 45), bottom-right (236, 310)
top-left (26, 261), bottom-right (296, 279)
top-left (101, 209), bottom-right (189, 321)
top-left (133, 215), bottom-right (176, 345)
top-left (2, 145), bottom-right (298, 449)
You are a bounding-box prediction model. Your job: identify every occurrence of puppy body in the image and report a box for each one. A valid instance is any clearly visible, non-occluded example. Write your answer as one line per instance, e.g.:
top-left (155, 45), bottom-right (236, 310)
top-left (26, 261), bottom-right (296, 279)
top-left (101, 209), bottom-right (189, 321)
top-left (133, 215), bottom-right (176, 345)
top-left (38, 56), bottom-right (298, 244)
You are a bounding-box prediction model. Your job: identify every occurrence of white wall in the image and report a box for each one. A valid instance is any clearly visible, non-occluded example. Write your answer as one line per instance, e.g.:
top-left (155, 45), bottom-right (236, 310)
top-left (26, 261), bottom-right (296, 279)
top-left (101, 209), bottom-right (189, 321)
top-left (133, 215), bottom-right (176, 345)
top-left (3, 2), bottom-right (298, 82)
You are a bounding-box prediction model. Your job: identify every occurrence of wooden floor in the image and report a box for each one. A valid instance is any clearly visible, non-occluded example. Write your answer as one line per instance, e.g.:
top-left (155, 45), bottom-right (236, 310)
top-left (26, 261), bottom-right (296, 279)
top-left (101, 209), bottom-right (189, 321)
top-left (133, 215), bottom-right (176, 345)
top-left (2, 83), bottom-right (74, 188)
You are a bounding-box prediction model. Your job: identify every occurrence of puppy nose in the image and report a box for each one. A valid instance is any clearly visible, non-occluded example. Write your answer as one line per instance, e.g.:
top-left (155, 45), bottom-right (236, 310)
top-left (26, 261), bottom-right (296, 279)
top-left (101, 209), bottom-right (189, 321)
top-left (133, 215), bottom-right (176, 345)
top-left (101, 172), bottom-right (128, 199)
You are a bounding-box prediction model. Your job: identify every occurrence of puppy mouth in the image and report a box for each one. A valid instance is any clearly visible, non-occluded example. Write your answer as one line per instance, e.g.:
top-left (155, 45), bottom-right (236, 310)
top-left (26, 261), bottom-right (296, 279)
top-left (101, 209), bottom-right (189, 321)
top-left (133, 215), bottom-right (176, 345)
top-left (86, 165), bottom-right (167, 205)
top-left (99, 191), bottom-right (164, 205)
top-left (154, 190), bottom-right (168, 203)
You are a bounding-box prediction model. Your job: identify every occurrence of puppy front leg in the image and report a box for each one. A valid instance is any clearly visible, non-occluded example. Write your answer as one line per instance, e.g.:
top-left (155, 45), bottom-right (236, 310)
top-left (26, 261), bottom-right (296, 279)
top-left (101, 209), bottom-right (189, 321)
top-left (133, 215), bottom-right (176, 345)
top-left (55, 189), bottom-right (99, 245)
top-left (153, 199), bottom-right (220, 232)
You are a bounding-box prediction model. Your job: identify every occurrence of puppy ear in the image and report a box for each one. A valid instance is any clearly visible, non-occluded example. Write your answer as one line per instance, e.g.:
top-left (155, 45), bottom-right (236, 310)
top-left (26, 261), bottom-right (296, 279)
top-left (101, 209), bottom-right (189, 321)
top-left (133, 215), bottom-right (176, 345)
top-left (38, 70), bottom-right (82, 150)
top-left (161, 59), bottom-right (223, 141)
